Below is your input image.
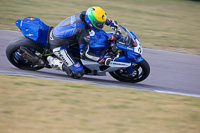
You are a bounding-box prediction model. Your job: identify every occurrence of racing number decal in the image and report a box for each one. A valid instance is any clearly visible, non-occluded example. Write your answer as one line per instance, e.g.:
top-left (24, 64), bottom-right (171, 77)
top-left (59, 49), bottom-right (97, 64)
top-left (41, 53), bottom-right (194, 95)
top-left (138, 47), bottom-right (141, 53)
top-left (134, 39), bottom-right (142, 54)
top-left (135, 46), bottom-right (142, 54)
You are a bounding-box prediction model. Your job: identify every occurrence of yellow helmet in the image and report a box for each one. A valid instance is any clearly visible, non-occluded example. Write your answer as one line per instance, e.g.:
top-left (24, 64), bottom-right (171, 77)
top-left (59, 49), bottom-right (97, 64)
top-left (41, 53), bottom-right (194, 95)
top-left (85, 6), bottom-right (107, 30)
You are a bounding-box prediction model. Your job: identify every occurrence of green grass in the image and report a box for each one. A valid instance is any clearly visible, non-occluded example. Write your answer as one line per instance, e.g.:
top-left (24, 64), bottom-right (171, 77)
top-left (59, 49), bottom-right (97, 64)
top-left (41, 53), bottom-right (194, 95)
top-left (0, 0), bottom-right (200, 54)
top-left (0, 74), bottom-right (200, 133)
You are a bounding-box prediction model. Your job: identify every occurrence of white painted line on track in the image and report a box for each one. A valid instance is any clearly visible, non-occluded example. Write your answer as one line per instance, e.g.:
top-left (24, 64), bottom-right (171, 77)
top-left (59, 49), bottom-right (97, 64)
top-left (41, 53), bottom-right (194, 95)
top-left (155, 90), bottom-right (200, 97)
top-left (1, 70), bottom-right (199, 98)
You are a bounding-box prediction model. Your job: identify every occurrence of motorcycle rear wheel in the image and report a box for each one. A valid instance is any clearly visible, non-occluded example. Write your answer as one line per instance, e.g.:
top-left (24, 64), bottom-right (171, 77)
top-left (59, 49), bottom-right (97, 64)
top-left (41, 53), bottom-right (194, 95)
top-left (109, 59), bottom-right (150, 83)
top-left (6, 36), bottom-right (45, 71)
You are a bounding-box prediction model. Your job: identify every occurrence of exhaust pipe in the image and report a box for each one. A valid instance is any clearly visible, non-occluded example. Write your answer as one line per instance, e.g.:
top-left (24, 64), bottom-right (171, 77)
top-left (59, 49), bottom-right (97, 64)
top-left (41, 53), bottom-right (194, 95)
top-left (19, 46), bottom-right (45, 67)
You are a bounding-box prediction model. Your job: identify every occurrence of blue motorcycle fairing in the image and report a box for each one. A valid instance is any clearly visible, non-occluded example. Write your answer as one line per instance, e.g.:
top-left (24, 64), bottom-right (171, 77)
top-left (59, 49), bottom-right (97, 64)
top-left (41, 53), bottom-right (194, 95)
top-left (127, 51), bottom-right (143, 63)
top-left (115, 42), bottom-right (143, 63)
top-left (111, 55), bottom-right (128, 63)
top-left (15, 17), bottom-right (50, 48)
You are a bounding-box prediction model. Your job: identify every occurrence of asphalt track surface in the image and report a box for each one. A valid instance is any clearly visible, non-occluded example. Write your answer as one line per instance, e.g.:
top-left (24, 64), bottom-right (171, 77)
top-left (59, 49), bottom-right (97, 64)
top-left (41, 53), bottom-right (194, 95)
top-left (1, 29), bottom-right (200, 97)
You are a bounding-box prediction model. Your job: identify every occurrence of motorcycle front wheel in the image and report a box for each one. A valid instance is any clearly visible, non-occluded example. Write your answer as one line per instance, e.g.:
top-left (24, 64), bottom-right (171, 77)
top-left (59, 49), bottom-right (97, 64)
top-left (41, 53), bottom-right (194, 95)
top-left (109, 59), bottom-right (150, 83)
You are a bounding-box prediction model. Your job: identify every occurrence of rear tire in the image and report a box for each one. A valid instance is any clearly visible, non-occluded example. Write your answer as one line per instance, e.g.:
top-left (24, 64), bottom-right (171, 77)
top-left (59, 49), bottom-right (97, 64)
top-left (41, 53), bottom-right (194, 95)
top-left (6, 36), bottom-right (45, 70)
top-left (109, 59), bottom-right (150, 83)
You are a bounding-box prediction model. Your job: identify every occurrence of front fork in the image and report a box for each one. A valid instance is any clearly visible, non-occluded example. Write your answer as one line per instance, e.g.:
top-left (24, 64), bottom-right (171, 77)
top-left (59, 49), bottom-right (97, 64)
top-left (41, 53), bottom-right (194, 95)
top-left (126, 56), bottom-right (143, 74)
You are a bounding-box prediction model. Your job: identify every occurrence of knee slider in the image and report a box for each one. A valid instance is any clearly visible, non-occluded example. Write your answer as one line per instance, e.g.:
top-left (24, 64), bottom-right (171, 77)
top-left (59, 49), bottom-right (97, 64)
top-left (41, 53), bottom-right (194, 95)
top-left (73, 69), bottom-right (85, 79)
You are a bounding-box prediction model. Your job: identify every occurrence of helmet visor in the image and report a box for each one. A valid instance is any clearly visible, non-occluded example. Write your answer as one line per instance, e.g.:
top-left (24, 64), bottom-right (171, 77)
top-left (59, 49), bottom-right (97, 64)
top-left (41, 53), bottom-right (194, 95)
top-left (93, 20), bottom-right (105, 29)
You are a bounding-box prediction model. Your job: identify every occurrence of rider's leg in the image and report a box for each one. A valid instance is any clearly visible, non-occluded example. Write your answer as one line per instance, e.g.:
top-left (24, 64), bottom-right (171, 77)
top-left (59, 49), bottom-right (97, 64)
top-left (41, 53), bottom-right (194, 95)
top-left (82, 46), bottom-right (111, 66)
top-left (48, 47), bottom-right (85, 78)
top-left (47, 56), bottom-right (73, 76)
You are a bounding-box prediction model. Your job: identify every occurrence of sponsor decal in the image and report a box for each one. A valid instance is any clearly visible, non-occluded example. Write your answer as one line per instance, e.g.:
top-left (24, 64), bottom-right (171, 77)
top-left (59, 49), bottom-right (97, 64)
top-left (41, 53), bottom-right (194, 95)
top-left (74, 62), bottom-right (80, 68)
top-left (26, 34), bottom-right (34, 36)
top-left (50, 30), bottom-right (54, 40)
top-left (29, 18), bottom-right (35, 20)
top-left (89, 30), bottom-right (95, 36)
top-left (127, 47), bottom-right (133, 51)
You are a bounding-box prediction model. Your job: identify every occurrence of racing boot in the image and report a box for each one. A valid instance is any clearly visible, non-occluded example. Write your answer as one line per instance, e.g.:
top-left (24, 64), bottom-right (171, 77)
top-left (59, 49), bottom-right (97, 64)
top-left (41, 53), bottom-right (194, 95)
top-left (47, 56), bottom-right (72, 76)
top-left (47, 56), bottom-right (63, 70)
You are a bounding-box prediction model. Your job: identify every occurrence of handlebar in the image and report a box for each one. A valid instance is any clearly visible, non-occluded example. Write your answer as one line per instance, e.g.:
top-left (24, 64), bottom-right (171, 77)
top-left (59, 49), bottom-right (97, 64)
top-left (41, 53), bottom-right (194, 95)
top-left (111, 26), bottom-right (121, 40)
top-left (111, 25), bottom-right (121, 33)
top-left (108, 25), bottom-right (121, 55)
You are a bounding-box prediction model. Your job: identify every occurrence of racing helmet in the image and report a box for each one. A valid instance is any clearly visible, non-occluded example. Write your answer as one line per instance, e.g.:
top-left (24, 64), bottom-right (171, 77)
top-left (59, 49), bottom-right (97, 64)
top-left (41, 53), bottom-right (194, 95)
top-left (85, 6), bottom-right (107, 31)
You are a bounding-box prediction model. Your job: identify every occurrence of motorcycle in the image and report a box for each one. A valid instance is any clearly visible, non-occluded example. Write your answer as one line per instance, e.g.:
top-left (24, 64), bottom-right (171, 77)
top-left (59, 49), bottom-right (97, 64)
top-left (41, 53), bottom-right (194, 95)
top-left (6, 17), bottom-right (150, 83)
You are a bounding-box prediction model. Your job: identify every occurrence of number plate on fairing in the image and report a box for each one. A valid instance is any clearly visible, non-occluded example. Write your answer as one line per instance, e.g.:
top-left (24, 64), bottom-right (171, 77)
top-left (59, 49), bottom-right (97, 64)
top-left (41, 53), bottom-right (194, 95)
top-left (134, 39), bottom-right (143, 55)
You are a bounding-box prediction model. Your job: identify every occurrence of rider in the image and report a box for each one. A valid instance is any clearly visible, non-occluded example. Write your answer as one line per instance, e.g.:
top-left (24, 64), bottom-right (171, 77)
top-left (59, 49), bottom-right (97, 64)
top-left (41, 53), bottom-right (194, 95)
top-left (47, 6), bottom-right (118, 78)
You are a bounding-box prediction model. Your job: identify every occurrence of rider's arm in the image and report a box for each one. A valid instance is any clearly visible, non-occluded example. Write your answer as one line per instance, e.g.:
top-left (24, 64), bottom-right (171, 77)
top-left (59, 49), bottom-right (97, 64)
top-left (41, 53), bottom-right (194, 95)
top-left (78, 30), bottom-right (108, 62)
top-left (76, 31), bottom-right (90, 59)
top-left (77, 29), bottom-right (100, 61)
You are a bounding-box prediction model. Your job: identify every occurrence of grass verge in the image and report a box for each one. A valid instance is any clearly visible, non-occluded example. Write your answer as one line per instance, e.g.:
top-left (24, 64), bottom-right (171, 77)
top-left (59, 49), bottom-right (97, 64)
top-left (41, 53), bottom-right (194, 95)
top-left (0, 74), bottom-right (200, 133)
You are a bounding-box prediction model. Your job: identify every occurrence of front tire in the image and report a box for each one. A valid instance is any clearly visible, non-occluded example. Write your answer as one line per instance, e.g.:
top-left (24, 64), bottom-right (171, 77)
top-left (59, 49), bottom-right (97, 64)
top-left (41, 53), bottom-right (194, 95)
top-left (6, 36), bottom-right (45, 71)
top-left (109, 59), bottom-right (150, 83)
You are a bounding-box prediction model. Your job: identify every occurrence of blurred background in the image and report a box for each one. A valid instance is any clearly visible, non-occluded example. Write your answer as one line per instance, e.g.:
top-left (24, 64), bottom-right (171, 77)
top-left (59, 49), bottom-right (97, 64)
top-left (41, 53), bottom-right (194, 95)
top-left (0, 0), bottom-right (200, 54)
top-left (1, 1), bottom-right (200, 133)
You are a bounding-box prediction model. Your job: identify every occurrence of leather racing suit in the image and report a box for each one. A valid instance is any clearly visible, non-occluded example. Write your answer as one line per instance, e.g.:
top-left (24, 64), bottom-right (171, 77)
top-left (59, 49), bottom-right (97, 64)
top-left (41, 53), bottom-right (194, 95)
top-left (48, 11), bottom-right (115, 78)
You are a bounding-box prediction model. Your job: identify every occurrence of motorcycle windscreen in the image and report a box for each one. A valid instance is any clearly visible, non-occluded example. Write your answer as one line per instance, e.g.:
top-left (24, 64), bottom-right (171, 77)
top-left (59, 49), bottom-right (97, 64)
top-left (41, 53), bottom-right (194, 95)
top-left (15, 17), bottom-right (50, 48)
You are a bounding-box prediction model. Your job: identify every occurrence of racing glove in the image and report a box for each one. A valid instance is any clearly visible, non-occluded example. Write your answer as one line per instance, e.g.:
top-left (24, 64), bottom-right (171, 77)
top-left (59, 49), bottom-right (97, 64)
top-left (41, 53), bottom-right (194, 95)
top-left (106, 19), bottom-right (118, 30)
top-left (108, 35), bottom-right (118, 52)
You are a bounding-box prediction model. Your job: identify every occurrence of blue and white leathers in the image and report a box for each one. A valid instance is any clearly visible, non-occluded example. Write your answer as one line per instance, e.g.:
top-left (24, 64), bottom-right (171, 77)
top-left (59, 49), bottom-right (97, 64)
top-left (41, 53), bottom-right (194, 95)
top-left (48, 12), bottom-right (90, 76)
top-left (49, 12), bottom-right (90, 50)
